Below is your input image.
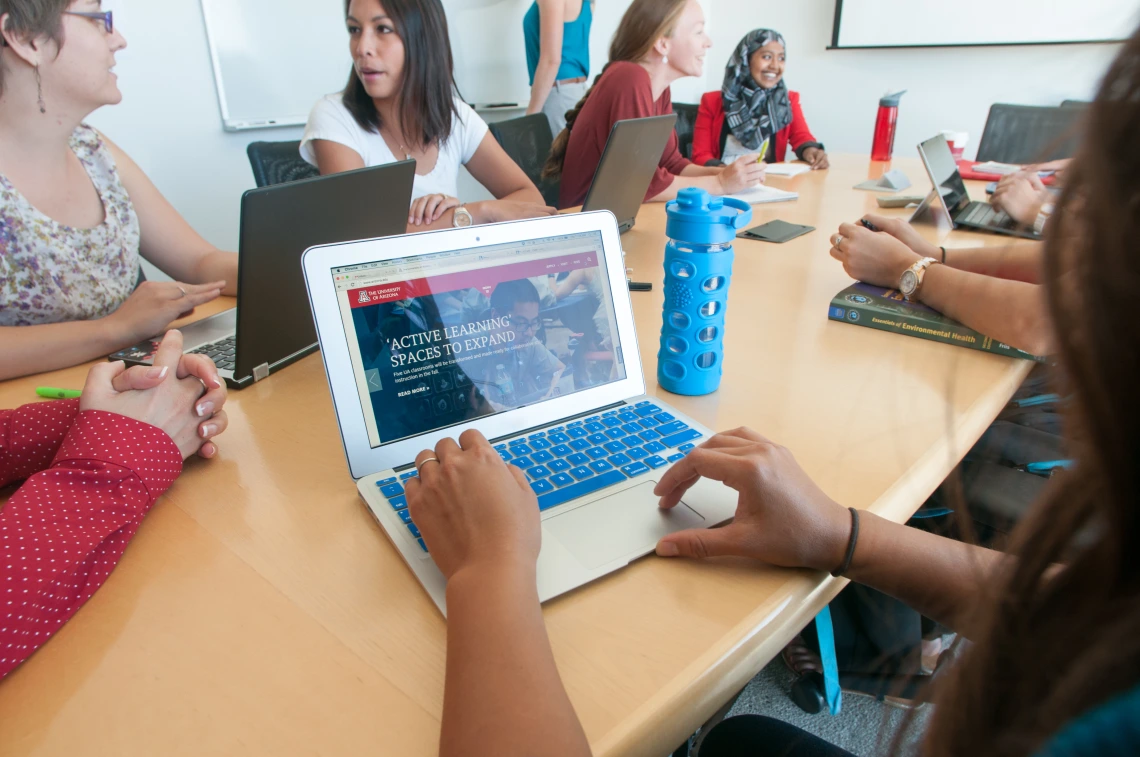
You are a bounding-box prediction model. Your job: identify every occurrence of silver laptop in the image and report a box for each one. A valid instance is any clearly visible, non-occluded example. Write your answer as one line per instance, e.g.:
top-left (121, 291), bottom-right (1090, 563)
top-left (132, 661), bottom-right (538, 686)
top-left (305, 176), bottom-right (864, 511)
top-left (910, 134), bottom-right (1041, 240)
top-left (301, 211), bottom-right (737, 613)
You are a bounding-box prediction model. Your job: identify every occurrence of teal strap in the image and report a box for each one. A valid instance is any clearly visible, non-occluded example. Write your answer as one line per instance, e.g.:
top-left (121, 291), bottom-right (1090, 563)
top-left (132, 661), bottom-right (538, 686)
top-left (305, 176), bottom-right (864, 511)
top-left (909, 507), bottom-right (954, 519)
top-left (1012, 393), bottom-right (1061, 408)
top-left (1026, 459), bottom-right (1073, 474)
top-left (815, 607), bottom-right (842, 715)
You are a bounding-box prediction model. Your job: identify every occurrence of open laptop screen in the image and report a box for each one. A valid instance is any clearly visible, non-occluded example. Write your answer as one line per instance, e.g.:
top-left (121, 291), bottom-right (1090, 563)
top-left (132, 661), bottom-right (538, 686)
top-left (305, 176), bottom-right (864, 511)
top-left (331, 231), bottom-right (628, 448)
top-left (919, 134), bottom-right (971, 216)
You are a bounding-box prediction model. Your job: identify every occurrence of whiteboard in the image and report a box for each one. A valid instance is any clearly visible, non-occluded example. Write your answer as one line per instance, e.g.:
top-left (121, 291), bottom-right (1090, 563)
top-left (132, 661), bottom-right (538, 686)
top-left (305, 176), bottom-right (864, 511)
top-left (831, 0), bottom-right (1139, 49)
top-left (200, 0), bottom-right (351, 130)
top-left (199, 0), bottom-right (599, 131)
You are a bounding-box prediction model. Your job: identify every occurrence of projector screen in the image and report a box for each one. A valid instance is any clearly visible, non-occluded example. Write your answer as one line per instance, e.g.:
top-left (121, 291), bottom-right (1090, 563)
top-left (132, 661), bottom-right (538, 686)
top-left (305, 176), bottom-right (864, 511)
top-left (830, 0), bottom-right (1138, 49)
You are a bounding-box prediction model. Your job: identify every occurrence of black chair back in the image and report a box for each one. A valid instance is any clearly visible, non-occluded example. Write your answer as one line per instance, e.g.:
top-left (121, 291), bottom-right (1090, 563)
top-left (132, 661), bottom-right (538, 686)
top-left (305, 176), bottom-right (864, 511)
top-left (246, 141), bottom-right (320, 188)
top-left (975, 104), bottom-right (1084, 164)
top-left (487, 114), bottom-right (560, 207)
top-left (673, 102), bottom-right (699, 160)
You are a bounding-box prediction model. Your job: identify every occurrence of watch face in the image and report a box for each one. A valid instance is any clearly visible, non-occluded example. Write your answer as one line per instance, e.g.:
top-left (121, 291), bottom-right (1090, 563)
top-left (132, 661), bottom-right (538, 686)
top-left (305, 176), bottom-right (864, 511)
top-left (900, 270), bottom-right (918, 295)
top-left (454, 208), bottom-right (472, 227)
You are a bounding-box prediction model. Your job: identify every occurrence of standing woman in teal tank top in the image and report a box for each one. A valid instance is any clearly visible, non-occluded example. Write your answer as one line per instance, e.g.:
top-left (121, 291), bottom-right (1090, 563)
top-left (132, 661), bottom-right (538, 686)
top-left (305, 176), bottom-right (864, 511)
top-left (523, 0), bottom-right (592, 136)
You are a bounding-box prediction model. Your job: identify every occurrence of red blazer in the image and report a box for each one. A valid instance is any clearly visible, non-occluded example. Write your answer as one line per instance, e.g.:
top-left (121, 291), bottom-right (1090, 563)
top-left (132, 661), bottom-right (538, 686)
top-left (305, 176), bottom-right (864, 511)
top-left (692, 90), bottom-right (820, 165)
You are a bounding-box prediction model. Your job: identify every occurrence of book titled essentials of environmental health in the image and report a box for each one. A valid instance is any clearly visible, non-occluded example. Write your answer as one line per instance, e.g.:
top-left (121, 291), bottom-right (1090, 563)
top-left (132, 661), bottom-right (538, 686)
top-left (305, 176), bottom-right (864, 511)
top-left (827, 283), bottom-right (1041, 361)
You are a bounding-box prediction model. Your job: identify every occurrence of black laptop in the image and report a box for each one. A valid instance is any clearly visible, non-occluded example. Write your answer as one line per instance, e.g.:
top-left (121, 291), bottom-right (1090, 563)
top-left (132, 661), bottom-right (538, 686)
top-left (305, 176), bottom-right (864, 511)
top-left (910, 134), bottom-right (1041, 240)
top-left (581, 114), bottom-right (678, 233)
top-left (111, 160), bottom-right (415, 387)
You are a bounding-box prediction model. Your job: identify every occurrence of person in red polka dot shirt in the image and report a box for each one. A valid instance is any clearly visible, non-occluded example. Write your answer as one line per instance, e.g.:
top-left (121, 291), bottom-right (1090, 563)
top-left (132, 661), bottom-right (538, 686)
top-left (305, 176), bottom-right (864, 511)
top-left (0, 330), bottom-right (228, 679)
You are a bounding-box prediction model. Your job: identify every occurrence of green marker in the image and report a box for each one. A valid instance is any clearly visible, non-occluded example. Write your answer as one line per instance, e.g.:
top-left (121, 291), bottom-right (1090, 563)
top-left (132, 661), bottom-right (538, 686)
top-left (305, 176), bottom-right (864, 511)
top-left (36, 387), bottom-right (82, 399)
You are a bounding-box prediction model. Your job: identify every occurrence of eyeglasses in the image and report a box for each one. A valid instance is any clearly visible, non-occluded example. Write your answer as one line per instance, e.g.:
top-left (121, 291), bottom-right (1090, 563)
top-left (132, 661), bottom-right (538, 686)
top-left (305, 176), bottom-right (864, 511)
top-left (63, 10), bottom-right (114, 34)
top-left (509, 316), bottom-right (542, 332)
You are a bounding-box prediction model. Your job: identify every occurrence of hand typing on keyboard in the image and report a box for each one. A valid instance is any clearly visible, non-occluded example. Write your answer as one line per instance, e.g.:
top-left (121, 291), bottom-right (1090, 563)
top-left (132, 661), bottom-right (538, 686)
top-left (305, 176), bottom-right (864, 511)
top-left (653, 428), bottom-right (853, 572)
top-left (990, 170), bottom-right (1050, 226)
top-left (404, 429), bottom-right (540, 581)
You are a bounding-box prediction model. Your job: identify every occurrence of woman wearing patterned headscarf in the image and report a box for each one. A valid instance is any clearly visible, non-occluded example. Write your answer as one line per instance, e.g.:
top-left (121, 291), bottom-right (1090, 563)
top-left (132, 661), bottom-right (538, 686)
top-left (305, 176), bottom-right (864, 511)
top-left (692, 29), bottom-right (828, 169)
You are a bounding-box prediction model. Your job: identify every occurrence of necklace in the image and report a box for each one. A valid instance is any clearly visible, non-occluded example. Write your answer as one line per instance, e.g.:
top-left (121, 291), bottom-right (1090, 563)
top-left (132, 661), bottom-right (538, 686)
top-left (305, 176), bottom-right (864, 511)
top-left (382, 125), bottom-right (412, 161)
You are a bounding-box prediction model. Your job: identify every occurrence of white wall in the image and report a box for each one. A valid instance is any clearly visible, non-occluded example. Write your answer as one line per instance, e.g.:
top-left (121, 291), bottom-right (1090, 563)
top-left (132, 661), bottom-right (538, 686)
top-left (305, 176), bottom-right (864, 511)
top-left (87, 0), bottom-right (300, 271)
top-left (89, 0), bottom-right (1125, 272)
top-left (701, 0), bottom-right (1123, 161)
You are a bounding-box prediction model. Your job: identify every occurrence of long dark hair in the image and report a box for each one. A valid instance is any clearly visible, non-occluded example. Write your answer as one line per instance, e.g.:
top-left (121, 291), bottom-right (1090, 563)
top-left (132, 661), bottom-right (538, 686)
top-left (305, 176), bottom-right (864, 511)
top-left (341, 0), bottom-right (460, 147)
top-left (921, 25), bottom-right (1140, 756)
top-left (542, 0), bottom-right (686, 180)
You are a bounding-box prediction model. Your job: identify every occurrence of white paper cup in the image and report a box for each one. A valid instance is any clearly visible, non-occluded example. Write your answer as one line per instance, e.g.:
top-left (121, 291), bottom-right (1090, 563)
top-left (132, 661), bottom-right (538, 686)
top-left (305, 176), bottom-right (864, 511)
top-left (941, 130), bottom-right (969, 160)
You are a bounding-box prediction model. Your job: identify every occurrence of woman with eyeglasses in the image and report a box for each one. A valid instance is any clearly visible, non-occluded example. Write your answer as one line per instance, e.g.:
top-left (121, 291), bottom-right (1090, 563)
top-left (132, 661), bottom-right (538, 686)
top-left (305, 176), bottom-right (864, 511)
top-left (0, 0), bottom-right (239, 381)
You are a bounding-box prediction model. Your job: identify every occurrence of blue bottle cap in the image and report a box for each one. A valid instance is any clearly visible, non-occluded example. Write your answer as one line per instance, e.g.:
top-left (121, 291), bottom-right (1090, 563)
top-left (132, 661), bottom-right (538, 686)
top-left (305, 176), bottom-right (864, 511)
top-left (665, 188), bottom-right (753, 245)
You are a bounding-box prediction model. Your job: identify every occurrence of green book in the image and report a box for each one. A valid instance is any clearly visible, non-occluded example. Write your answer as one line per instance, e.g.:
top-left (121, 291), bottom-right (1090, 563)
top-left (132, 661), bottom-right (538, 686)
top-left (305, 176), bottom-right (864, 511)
top-left (827, 283), bottom-right (1042, 361)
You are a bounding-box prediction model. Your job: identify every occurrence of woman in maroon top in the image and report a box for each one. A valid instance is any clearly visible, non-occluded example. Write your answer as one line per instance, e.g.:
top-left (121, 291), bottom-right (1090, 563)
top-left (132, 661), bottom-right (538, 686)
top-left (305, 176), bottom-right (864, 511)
top-left (543, 0), bottom-right (766, 208)
top-left (693, 29), bottom-right (827, 169)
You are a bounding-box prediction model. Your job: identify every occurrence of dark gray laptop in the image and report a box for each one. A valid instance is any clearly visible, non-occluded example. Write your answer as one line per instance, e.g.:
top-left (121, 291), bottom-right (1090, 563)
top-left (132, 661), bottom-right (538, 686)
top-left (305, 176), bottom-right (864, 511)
top-left (111, 160), bottom-right (415, 387)
top-left (581, 114), bottom-right (678, 234)
top-left (910, 134), bottom-right (1041, 240)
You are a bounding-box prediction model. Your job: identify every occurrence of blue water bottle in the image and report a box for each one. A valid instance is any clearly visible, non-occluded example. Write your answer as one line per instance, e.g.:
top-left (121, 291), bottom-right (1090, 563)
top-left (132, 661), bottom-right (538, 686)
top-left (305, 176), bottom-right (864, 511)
top-left (657, 188), bottom-right (752, 396)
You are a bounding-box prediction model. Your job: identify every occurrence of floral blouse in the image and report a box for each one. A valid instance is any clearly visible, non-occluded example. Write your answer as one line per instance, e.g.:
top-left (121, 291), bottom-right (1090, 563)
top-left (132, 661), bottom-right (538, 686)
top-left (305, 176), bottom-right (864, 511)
top-left (0, 124), bottom-right (140, 327)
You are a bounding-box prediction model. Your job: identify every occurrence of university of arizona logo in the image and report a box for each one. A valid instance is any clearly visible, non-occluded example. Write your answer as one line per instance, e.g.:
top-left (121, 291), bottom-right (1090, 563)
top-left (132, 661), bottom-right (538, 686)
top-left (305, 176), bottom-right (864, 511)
top-left (358, 290), bottom-right (371, 304)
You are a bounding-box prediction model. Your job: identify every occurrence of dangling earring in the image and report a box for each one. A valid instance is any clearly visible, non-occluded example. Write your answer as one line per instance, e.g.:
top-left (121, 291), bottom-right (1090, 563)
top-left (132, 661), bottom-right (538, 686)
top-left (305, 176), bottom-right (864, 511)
top-left (662, 54), bottom-right (669, 65)
top-left (34, 64), bottom-right (45, 114)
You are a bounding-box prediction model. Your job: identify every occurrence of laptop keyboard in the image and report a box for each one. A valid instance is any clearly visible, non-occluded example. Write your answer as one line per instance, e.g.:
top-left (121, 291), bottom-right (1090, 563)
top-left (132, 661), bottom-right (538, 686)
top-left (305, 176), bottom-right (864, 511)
top-left (960, 202), bottom-right (1017, 230)
top-left (372, 400), bottom-right (704, 553)
top-left (189, 336), bottom-right (236, 371)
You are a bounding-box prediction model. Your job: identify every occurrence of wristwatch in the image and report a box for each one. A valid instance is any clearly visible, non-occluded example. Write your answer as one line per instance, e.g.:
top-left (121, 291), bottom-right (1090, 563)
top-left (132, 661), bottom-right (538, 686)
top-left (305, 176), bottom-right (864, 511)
top-left (899, 257), bottom-right (939, 302)
top-left (452, 205), bottom-right (473, 228)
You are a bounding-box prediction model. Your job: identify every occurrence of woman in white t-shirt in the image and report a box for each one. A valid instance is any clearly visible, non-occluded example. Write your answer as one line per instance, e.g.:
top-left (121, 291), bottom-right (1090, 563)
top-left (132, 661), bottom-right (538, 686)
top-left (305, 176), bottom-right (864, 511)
top-left (302, 0), bottom-right (556, 231)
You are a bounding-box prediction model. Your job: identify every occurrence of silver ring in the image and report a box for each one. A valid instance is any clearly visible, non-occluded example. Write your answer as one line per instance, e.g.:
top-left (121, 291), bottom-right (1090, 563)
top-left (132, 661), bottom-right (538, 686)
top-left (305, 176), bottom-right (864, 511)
top-left (834, 234), bottom-right (844, 250)
top-left (177, 286), bottom-right (187, 298)
top-left (416, 456), bottom-right (440, 472)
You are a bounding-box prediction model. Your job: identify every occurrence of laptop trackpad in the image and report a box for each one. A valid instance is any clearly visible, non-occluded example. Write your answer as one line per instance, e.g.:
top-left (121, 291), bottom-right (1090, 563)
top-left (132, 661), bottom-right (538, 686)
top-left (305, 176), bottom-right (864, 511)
top-left (545, 482), bottom-right (705, 570)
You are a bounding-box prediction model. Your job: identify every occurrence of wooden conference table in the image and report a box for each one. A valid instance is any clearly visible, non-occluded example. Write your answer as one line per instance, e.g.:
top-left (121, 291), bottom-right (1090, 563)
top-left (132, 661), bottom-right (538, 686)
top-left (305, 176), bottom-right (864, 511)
top-left (0, 155), bottom-right (1033, 756)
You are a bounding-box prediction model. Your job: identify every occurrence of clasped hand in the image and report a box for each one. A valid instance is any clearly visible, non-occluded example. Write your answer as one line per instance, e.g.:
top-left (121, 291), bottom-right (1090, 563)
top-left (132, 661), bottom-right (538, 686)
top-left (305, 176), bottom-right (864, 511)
top-left (80, 329), bottom-right (229, 460)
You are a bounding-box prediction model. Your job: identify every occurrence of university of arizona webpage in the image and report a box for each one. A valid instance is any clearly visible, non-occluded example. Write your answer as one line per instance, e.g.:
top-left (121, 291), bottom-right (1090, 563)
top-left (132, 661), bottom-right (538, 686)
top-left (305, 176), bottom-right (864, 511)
top-left (333, 231), bottom-right (627, 448)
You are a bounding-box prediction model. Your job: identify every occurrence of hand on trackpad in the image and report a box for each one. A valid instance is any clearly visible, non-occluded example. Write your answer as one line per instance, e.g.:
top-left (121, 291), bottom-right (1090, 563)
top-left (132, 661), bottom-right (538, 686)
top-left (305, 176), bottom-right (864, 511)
top-left (544, 481), bottom-right (705, 570)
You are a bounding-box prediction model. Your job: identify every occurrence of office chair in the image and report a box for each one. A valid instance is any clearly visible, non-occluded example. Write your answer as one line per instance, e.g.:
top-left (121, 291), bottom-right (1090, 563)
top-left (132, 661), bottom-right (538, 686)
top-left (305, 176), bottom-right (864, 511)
top-left (975, 104), bottom-right (1084, 164)
top-left (672, 102), bottom-right (699, 160)
top-left (487, 114), bottom-right (560, 207)
top-left (246, 140), bottom-right (320, 188)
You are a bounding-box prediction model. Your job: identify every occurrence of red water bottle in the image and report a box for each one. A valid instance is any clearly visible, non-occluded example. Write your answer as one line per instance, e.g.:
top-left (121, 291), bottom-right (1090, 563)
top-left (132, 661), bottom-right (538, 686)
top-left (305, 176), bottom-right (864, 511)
top-left (871, 90), bottom-right (906, 161)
